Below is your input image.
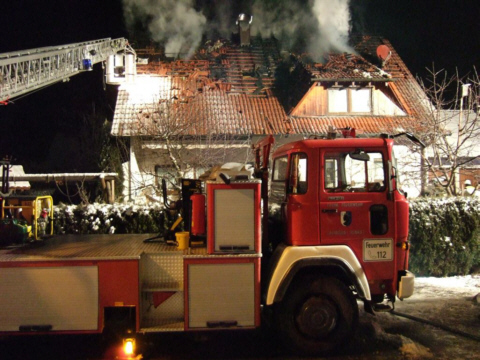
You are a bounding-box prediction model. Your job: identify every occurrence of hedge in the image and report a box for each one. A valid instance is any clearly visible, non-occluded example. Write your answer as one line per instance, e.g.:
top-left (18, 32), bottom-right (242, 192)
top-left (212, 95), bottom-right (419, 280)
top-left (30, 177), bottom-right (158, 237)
top-left (409, 197), bottom-right (480, 276)
top-left (53, 203), bottom-right (166, 235)
top-left (53, 198), bottom-right (480, 276)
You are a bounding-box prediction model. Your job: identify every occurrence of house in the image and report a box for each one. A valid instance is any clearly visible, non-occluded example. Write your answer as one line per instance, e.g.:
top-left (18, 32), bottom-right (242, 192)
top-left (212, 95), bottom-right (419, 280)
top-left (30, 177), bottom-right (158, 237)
top-left (425, 109), bottom-right (480, 195)
top-left (0, 165), bottom-right (31, 195)
top-left (111, 23), bottom-right (431, 202)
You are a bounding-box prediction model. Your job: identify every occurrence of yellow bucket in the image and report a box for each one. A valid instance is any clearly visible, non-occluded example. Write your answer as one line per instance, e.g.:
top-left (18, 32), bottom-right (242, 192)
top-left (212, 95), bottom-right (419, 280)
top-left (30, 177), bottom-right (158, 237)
top-left (175, 231), bottom-right (190, 250)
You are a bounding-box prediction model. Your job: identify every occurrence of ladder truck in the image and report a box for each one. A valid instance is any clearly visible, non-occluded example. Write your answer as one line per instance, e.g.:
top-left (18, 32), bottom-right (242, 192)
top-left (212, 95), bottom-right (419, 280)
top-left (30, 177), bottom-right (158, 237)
top-left (0, 38), bottom-right (133, 243)
top-left (0, 126), bottom-right (418, 357)
top-left (0, 37), bottom-right (133, 104)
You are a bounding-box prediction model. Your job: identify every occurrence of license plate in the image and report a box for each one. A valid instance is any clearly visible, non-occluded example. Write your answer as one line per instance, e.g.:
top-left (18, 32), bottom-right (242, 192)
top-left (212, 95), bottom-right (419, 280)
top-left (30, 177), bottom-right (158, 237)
top-left (363, 239), bottom-right (393, 262)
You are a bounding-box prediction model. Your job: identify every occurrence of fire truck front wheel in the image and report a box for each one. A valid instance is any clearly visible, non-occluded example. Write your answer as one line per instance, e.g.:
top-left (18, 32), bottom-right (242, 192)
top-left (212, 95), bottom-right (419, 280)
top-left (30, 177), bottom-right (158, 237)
top-left (276, 275), bottom-right (358, 355)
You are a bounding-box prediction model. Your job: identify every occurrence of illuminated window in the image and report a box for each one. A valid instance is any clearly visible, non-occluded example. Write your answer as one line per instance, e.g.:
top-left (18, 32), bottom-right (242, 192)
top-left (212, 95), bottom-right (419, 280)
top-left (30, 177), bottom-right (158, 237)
top-left (328, 88), bottom-right (348, 113)
top-left (327, 87), bottom-right (372, 114)
top-left (350, 88), bottom-right (372, 113)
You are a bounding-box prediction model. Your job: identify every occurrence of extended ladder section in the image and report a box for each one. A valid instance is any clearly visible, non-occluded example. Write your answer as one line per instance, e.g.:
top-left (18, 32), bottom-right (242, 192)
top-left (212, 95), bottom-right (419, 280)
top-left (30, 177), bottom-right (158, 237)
top-left (0, 38), bottom-right (128, 102)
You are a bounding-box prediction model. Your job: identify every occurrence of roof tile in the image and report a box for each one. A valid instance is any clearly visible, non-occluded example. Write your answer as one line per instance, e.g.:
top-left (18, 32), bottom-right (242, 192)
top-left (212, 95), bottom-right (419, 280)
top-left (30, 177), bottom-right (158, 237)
top-left (112, 36), bottom-right (427, 137)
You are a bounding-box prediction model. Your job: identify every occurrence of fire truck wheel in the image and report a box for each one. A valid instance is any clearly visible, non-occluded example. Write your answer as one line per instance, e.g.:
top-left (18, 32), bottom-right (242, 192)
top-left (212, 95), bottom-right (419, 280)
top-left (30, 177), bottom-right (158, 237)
top-left (276, 275), bottom-right (358, 355)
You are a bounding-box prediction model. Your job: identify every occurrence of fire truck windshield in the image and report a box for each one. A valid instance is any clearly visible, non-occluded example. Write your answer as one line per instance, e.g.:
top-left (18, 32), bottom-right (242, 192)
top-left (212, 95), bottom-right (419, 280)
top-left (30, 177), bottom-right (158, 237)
top-left (325, 151), bottom-right (385, 193)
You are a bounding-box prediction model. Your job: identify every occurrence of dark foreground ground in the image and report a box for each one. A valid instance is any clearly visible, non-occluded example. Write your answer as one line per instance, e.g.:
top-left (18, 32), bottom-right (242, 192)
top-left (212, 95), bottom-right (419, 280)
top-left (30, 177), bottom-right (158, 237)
top-left (1, 284), bottom-right (479, 360)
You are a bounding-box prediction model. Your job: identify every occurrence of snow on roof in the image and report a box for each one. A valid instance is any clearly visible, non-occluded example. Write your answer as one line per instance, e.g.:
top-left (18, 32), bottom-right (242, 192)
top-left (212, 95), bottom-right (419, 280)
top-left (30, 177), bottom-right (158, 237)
top-left (0, 165), bottom-right (30, 192)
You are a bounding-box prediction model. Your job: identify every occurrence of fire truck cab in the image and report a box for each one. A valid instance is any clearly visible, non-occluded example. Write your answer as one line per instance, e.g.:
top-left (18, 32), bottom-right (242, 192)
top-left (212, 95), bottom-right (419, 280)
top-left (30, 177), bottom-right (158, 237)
top-left (260, 133), bottom-right (414, 354)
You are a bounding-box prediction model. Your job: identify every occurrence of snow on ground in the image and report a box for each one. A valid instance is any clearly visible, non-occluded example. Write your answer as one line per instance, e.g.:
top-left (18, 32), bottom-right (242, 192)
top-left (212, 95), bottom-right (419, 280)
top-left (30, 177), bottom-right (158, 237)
top-left (366, 275), bottom-right (480, 360)
top-left (414, 275), bottom-right (480, 299)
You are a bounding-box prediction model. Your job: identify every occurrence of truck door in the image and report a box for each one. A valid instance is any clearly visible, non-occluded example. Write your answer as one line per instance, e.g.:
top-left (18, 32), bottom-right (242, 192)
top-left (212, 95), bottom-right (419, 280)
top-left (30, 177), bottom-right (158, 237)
top-left (284, 152), bottom-right (318, 245)
top-left (271, 152), bottom-right (318, 246)
top-left (320, 148), bottom-right (396, 295)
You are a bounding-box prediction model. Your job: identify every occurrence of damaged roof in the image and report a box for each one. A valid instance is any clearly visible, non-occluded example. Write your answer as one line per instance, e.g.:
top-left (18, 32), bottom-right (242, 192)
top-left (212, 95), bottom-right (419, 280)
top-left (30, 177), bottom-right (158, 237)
top-left (306, 53), bottom-right (393, 81)
top-left (112, 35), bottom-right (429, 137)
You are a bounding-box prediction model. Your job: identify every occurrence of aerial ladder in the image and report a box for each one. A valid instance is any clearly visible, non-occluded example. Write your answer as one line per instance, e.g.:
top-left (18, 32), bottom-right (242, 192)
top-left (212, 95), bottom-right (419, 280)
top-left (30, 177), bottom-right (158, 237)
top-left (0, 37), bottom-right (134, 104)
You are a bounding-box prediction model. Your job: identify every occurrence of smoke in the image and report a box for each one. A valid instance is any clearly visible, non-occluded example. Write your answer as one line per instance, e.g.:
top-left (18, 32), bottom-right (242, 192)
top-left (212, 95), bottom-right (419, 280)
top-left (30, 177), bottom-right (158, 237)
top-left (122, 0), bottom-right (207, 58)
top-left (251, 0), bottom-right (353, 59)
top-left (312, 0), bottom-right (353, 54)
top-left (250, 0), bottom-right (317, 53)
top-left (122, 0), bottom-right (353, 60)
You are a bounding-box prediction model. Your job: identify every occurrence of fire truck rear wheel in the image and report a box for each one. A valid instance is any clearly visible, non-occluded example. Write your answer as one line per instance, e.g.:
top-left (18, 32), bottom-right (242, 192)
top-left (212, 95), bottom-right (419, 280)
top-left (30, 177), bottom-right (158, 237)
top-left (276, 275), bottom-right (358, 355)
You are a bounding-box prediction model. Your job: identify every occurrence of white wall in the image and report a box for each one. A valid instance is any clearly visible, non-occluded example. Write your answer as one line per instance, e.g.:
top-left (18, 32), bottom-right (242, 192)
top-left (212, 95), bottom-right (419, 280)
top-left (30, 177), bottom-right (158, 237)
top-left (394, 144), bottom-right (422, 198)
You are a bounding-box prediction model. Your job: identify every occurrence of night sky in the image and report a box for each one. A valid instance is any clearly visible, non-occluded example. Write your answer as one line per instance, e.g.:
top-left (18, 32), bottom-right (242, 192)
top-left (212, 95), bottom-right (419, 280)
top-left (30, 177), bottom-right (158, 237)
top-left (1, 0), bottom-right (479, 173)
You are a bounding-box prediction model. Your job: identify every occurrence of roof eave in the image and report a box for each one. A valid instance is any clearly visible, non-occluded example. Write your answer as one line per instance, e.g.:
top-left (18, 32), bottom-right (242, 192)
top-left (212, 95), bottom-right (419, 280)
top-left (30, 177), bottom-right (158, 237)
top-left (312, 78), bottom-right (396, 83)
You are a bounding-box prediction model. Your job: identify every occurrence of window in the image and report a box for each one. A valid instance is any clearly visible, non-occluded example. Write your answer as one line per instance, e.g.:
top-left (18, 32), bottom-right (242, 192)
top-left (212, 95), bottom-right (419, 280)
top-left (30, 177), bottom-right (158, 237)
top-left (370, 204), bottom-right (388, 235)
top-left (324, 151), bottom-right (385, 193)
top-left (272, 156), bottom-right (288, 181)
top-left (155, 165), bottom-right (176, 188)
top-left (328, 88), bottom-right (348, 113)
top-left (325, 158), bottom-right (339, 189)
top-left (350, 88), bottom-right (371, 113)
top-left (391, 147), bottom-right (400, 188)
top-left (288, 153), bottom-right (308, 194)
top-left (327, 87), bottom-right (372, 114)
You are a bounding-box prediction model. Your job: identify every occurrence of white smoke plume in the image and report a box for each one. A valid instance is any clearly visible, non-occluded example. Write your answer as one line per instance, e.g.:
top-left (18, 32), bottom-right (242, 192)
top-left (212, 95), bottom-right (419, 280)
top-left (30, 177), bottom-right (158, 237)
top-left (251, 0), bottom-right (353, 60)
top-left (122, 0), bottom-right (353, 60)
top-left (312, 0), bottom-right (353, 54)
top-left (122, 0), bottom-right (207, 58)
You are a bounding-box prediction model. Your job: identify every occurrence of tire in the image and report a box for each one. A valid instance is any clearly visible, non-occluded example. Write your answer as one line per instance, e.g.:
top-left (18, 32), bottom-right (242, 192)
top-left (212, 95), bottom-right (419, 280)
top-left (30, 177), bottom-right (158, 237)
top-left (275, 274), bottom-right (359, 355)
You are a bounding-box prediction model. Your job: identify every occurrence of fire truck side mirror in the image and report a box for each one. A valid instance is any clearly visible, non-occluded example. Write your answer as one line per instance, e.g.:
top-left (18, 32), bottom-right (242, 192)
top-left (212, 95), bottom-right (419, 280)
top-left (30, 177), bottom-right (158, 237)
top-left (405, 133), bottom-right (426, 148)
top-left (349, 150), bottom-right (370, 162)
top-left (392, 132), bottom-right (426, 149)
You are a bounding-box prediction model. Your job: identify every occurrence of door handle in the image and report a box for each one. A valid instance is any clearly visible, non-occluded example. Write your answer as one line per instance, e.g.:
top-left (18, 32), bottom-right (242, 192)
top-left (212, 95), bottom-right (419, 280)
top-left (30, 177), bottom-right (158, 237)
top-left (322, 209), bottom-right (338, 213)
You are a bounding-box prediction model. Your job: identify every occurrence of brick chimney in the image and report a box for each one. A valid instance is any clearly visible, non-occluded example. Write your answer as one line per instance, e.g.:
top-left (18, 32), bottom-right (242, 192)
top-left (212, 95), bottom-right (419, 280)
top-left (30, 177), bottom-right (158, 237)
top-left (237, 14), bottom-right (253, 46)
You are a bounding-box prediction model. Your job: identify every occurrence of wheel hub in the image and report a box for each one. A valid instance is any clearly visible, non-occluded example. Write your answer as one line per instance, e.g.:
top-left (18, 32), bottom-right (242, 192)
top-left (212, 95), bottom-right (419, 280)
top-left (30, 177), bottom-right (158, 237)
top-left (296, 296), bottom-right (338, 339)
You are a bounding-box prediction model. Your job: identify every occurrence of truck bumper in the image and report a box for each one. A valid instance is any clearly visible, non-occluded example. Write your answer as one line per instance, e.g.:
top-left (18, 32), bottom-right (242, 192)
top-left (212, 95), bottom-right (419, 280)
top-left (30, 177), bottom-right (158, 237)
top-left (398, 270), bottom-right (415, 300)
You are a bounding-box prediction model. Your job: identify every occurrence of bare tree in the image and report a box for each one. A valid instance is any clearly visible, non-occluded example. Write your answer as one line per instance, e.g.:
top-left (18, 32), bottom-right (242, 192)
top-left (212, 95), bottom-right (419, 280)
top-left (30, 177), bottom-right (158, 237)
top-left (415, 66), bottom-right (480, 196)
top-left (124, 79), bottom-right (252, 199)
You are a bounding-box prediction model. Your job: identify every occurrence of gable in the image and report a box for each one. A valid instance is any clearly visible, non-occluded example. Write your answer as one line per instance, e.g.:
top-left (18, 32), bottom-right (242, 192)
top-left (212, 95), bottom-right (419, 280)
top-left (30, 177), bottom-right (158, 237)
top-left (290, 83), bottom-right (406, 117)
top-left (373, 85), bottom-right (406, 116)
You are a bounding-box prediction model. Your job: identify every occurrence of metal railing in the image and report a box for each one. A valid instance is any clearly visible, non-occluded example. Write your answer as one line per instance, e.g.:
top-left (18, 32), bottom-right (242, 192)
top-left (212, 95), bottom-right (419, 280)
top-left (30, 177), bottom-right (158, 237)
top-left (0, 38), bottom-right (127, 102)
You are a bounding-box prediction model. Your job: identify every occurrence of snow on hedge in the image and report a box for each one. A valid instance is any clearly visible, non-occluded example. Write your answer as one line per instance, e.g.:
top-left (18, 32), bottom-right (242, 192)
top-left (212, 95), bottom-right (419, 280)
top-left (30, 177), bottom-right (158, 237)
top-left (54, 202), bottom-right (166, 235)
top-left (53, 197), bottom-right (480, 276)
top-left (409, 197), bottom-right (480, 276)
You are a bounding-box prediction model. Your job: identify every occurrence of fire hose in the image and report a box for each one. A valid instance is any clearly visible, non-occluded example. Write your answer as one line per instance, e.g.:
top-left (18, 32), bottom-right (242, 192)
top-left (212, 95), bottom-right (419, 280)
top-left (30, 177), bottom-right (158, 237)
top-left (390, 310), bottom-right (480, 342)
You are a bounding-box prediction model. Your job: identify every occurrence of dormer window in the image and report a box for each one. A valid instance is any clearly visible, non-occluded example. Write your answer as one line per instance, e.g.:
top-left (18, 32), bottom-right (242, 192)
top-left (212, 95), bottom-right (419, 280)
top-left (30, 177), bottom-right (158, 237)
top-left (328, 88), bottom-right (348, 113)
top-left (327, 87), bottom-right (372, 114)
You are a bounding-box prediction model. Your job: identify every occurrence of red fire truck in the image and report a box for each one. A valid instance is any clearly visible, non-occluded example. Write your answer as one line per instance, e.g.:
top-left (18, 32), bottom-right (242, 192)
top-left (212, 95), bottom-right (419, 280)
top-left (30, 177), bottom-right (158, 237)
top-left (0, 130), bottom-right (417, 356)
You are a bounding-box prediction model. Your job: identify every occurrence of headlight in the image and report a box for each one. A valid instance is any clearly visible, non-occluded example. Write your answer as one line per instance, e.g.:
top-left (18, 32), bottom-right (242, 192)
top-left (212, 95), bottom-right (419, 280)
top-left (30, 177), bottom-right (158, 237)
top-left (123, 337), bottom-right (135, 356)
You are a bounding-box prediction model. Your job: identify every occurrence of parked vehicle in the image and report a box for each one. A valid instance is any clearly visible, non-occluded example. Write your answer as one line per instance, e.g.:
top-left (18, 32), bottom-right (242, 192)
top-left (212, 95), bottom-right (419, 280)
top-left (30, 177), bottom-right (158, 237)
top-left (0, 130), bottom-right (418, 356)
